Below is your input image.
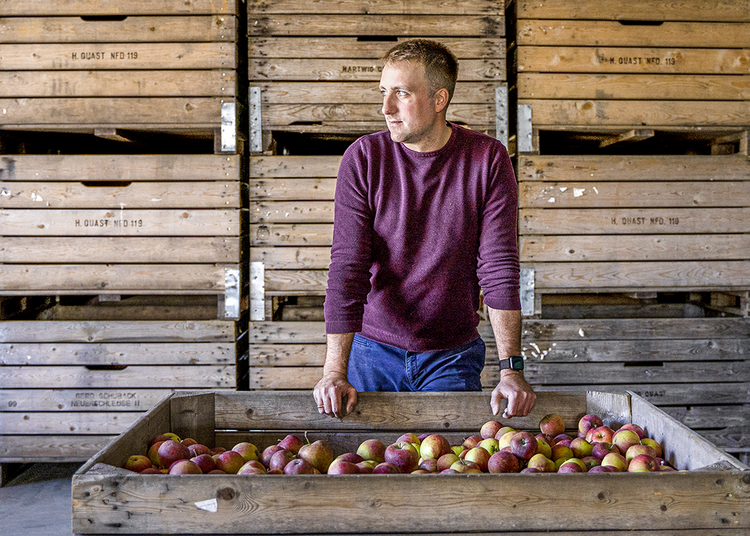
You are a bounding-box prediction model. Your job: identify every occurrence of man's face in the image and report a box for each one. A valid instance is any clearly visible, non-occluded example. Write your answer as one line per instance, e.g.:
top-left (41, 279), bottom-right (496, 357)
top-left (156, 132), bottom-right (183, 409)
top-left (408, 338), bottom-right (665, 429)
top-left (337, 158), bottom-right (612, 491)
top-left (379, 61), bottom-right (445, 152)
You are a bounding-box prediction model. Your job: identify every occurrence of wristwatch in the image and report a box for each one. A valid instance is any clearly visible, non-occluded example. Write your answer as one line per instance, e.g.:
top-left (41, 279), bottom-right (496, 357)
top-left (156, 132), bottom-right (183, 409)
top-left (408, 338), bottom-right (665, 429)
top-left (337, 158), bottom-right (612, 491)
top-left (499, 355), bottom-right (524, 371)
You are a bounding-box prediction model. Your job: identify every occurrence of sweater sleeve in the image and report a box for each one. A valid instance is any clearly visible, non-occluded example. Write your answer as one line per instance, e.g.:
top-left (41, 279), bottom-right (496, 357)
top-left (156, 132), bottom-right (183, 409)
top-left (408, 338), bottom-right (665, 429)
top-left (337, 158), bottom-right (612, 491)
top-left (476, 145), bottom-right (521, 311)
top-left (324, 141), bottom-right (375, 334)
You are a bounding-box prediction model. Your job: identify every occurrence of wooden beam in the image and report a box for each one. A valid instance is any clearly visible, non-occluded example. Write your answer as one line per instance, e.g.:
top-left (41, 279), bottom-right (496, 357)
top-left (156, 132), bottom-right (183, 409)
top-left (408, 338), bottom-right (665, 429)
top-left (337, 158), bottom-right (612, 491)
top-left (599, 129), bottom-right (654, 148)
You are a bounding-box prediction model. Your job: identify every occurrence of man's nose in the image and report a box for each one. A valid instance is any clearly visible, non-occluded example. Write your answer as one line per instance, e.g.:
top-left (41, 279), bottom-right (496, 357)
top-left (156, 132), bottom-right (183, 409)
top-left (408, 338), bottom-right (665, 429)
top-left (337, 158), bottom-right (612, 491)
top-left (382, 93), bottom-right (396, 116)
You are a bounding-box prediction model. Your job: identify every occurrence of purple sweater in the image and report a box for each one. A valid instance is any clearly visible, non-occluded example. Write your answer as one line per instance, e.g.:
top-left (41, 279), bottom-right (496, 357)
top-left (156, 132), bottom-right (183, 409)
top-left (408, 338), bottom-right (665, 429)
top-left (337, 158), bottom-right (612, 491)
top-left (324, 123), bottom-right (520, 352)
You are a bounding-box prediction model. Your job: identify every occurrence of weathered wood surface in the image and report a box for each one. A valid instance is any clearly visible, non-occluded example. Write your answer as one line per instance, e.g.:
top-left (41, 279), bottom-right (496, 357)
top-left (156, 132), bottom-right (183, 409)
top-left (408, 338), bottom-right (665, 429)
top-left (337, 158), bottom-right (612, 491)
top-left (248, 0), bottom-right (500, 15)
top-left (1, 237), bottom-right (240, 263)
top-left (0, 388), bottom-right (176, 412)
top-left (515, 0), bottom-right (750, 22)
top-left (0, 434), bottom-right (115, 463)
top-left (250, 246), bottom-right (330, 269)
top-left (0, 0), bottom-right (236, 16)
top-left (0, 70), bottom-right (235, 97)
top-left (250, 178), bottom-right (336, 200)
top-left (517, 20), bottom-right (750, 47)
top-left (249, 155), bottom-right (341, 177)
top-left (0, 411), bottom-right (143, 435)
top-left (0, 16), bottom-right (235, 43)
top-left (248, 15), bottom-right (505, 37)
top-left (251, 223), bottom-right (333, 246)
top-left (0, 154), bottom-right (240, 181)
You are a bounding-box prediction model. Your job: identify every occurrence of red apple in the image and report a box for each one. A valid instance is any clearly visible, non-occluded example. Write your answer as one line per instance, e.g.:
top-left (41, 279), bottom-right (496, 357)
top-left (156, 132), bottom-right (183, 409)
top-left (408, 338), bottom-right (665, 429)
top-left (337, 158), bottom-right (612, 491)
top-left (232, 442), bottom-right (260, 463)
top-left (395, 432), bottom-right (421, 445)
top-left (588, 465), bottom-right (617, 473)
top-left (148, 434), bottom-right (170, 447)
top-left (298, 440), bottom-right (335, 473)
top-left (419, 434), bottom-right (452, 460)
top-left (612, 429), bottom-right (640, 454)
top-left (586, 426), bottom-right (614, 444)
top-left (334, 452), bottom-right (364, 465)
top-left (284, 458), bottom-right (316, 475)
top-left (187, 443), bottom-right (212, 458)
top-left (180, 438), bottom-right (198, 447)
top-left (356, 439), bottom-right (386, 464)
top-left (268, 449), bottom-right (295, 472)
top-left (510, 431), bottom-right (539, 461)
top-left (356, 461), bottom-right (376, 474)
top-left (495, 426), bottom-right (516, 439)
top-left (418, 458), bottom-right (438, 473)
top-left (450, 460), bottom-right (482, 473)
top-left (520, 467), bottom-right (541, 474)
top-left (553, 433), bottom-right (574, 445)
top-left (462, 435), bottom-right (482, 449)
top-left (628, 454), bottom-right (659, 472)
top-left (261, 444), bottom-right (284, 467)
top-left (464, 447), bottom-right (491, 472)
top-left (601, 452), bottom-right (628, 472)
top-left (436, 453), bottom-right (460, 472)
top-left (157, 440), bottom-right (191, 468)
top-left (207, 469), bottom-right (227, 475)
top-left (641, 438), bottom-right (663, 458)
top-left (372, 462), bottom-right (401, 474)
top-left (191, 454), bottom-right (216, 473)
top-left (625, 444), bottom-right (657, 464)
top-left (215, 450), bottom-right (246, 474)
top-left (619, 423), bottom-right (646, 440)
top-left (237, 460), bottom-right (265, 474)
top-left (140, 467), bottom-right (163, 474)
top-left (488, 450), bottom-right (522, 473)
top-left (384, 442), bottom-right (419, 474)
top-left (550, 444), bottom-right (574, 462)
top-left (578, 414), bottom-right (604, 438)
top-left (557, 459), bottom-right (585, 473)
top-left (581, 456), bottom-right (601, 470)
top-left (591, 442), bottom-right (620, 460)
top-left (480, 420), bottom-right (503, 439)
top-left (539, 413), bottom-right (565, 437)
top-left (147, 441), bottom-right (164, 467)
top-left (277, 434), bottom-right (304, 454)
top-left (327, 459), bottom-right (359, 475)
top-left (210, 447), bottom-right (226, 455)
top-left (169, 460), bottom-right (202, 475)
top-left (124, 455), bottom-right (152, 473)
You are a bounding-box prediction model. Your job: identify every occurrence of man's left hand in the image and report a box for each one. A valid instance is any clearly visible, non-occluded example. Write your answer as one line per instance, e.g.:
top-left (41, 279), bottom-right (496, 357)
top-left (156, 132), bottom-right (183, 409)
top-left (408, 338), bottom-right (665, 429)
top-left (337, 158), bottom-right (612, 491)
top-left (490, 370), bottom-right (536, 418)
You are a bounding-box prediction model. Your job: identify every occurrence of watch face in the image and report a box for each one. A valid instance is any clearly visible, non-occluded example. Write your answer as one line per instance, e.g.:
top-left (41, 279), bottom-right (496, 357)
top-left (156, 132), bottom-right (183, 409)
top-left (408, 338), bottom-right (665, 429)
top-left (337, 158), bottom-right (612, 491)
top-left (510, 356), bottom-right (524, 370)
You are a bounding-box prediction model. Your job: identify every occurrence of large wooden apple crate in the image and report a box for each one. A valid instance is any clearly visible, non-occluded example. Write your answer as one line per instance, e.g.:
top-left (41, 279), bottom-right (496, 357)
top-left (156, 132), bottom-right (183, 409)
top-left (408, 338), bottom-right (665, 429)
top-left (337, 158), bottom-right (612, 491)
top-left (0, 0), bottom-right (238, 148)
top-left (71, 390), bottom-right (749, 535)
top-left (248, 0), bottom-right (509, 151)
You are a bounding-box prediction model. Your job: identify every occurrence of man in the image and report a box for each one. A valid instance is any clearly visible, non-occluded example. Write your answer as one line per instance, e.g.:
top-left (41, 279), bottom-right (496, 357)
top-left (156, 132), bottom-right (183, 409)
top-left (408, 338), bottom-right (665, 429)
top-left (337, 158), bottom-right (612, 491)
top-left (313, 39), bottom-right (536, 419)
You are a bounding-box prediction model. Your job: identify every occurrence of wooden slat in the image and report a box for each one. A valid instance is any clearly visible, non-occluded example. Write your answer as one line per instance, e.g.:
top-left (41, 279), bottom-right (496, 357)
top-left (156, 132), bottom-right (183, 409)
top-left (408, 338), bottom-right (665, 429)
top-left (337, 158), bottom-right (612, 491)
top-left (0, 343), bottom-right (235, 365)
top-left (515, 0), bottom-right (750, 22)
top-left (251, 201), bottom-right (333, 224)
top-left (0, 209), bottom-right (240, 236)
top-left (0, 237), bottom-right (241, 263)
top-left (265, 269), bottom-right (328, 295)
top-left (517, 20), bottom-right (750, 47)
top-left (249, 344), bottom-right (326, 367)
top-left (248, 15), bottom-right (505, 37)
top-left (249, 178), bottom-right (336, 200)
top-left (254, 81), bottom-right (496, 104)
top-left (250, 246), bottom-right (330, 269)
top-left (0, 320), bottom-right (237, 343)
top-left (250, 155), bottom-right (341, 178)
top-left (518, 155), bottom-right (750, 182)
top-left (530, 261), bottom-right (750, 291)
top-left (0, 1), bottom-right (236, 16)
top-left (0, 365), bottom-right (236, 389)
top-left (0, 411), bottom-right (143, 435)
top-left (518, 47), bottom-right (750, 75)
top-left (0, 70), bottom-right (235, 98)
top-left (0, 97), bottom-right (230, 126)
top-left (247, 0), bottom-right (500, 15)
top-left (0, 16), bottom-right (234, 43)
top-left (519, 208), bottom-right (750, 234)
top-left (249, 37), bottom-right (505, 58)
top-left (0, 182), bottom-right (240, 209)
top-left (0, 264), bottom-right (236, 293)
top-left (518, 99), bottom-right (750, 128)
top-left (250, 59), bottom-right (504, 82)
top-left (663, 405), bottom-right (750, 432)
top-left (520, 235), bottom-right (750, 262)
top-left (0, 434), bottom-right (115, 462)
top-left (250, 223), bottom-right (332, 246)
top-left (520, 181), bottom-right (750, 208)
top-left (0, 154), bottom-right (240, 182)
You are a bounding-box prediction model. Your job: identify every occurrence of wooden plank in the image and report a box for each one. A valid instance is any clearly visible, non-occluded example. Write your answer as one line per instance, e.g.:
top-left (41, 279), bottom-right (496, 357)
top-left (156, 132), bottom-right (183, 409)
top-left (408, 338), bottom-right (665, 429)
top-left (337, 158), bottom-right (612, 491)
top-left (519, 99), bottom-right (750, 127)
top-left (250, 155), bottom-right (341, 178)
top-left (664, 405), bottom-right (750, 433)
top-left (248, 15), bottom-right (505, 37)
top-left (0, 365), bottom-right (236, 389)
top-left (518, 155), bottom-right (750, 182)
top-left (255, 81), bottom-right (497, 104)
top-left (518, 47), bottom-right (750, 75)
top-left (0, 411), bottom-right (142, 435)
top-left (170, 391), bottom-right (216, 449)
top-left (250, 59), bottom-right (504, 82)
top-left (247, 0), bottom-right (500, 15)
top-left (520, 234), bottom-right (750, 262)
top-left (251, 201), bottom-right (333, 223)
top-left (0, 182), bottom-right (240, 208)
top-left (249, 178), bottom-right (336, 200)
top-left (265, 269), bottom-right (328, 295)
top-left (0, 389), bottom-right (177, 412)
top-left (520, 181), bottom-right (750, 208)
top-left (250, 223), bottom-right (333, 246)
top-left (518, 73), bottom-right (750, 101)
top-left (0, 154), bottom-right (240, 181)
top-left (261, 103), bottom-right (494, 128)
top-left (250, 246), bottom-right (330, 269)
top-left (0, 16), bottom-right (234, 43)
top-left (0, 97), bottom-right (230, 126)
top-left (0, 264), bottom-right (237, 293)
top-left (0, 237), bottom-right (241, 263)
top-left (519, 208), bottom-right (750, 234)
top-left (515, 0), bottom-right (750, 22)
top-left (529, 261), bottom-right (750, 291)
top-left (0, 70), bottom-right (235, 97)
top-left (0, 434), bottom-right (115, 463)
top-left (0, 209), bottom-right (240, 236)
top-left (517, 20), bottom-right (750, 47)
top-left (0, 320), bottom-right (237, 343)
top-left (249, 344), bottom-right (326, 367)
top-left (0, 343), bottom-right (235, 365)
top-left (0, 1), bottom-right (236, 16)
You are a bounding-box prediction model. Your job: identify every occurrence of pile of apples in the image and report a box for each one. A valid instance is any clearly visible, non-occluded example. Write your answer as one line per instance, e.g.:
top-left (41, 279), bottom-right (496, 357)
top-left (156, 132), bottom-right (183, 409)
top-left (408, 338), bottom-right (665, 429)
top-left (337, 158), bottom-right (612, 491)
top-left (122, 413), bottom-right (674, 476)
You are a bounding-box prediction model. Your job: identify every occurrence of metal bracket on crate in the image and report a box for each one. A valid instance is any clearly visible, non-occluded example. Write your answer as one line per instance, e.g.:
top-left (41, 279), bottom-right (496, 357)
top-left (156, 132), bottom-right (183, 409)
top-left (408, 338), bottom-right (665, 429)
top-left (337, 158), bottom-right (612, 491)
top-left (249, 87), bottom-right (262, 153)
top-left (250, 261), bottom-right (265, 321)
top-left (221, 102), bottom-right (237, 153)
top-left (223, 268), bottom-right (240, 319)
top-left (520, 268), bottom-right (535, 317)
top-left (518, 104), bottom-right (533, 154)
top-left (495, 86), bottom-right (509, 149)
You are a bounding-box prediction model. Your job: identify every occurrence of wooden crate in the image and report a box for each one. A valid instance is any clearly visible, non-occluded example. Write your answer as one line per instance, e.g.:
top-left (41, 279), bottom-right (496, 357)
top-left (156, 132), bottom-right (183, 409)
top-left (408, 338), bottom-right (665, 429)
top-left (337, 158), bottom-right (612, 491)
top-left (71, 390), bottom-right (749, 535)
top-left (248, 0), bottom-right (508, 149)
top-left (0, 316), bottom-right (242, 464)
top-left (0, 1), bottom-right (238, 147)
top-left (513, 0), bottom-right (750, 141)
top-left (0, 154), bottom-right (244, 302)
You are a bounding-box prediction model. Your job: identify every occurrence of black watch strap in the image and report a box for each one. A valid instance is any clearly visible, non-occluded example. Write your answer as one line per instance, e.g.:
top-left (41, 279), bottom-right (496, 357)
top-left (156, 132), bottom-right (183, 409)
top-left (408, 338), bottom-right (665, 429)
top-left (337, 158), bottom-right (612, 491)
top-left (499, 355), bottom-right (524, 371)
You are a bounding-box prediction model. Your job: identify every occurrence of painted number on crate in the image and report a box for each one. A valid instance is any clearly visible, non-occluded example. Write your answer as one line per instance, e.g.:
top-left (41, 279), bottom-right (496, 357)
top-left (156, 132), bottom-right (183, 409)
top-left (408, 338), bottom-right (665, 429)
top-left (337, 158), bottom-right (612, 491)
top-left (597, 55), bottom-right (677, 67)
top-left (610, 216), bottom-right (680, 226)
top-left (7, 400), bottom-right (18, 407)
top-left (74, 219), bottom-right (143, 228)
top-left (70, 51), bottom-right (139, 60)
top-left (70, 392), bottom-right (140, 408)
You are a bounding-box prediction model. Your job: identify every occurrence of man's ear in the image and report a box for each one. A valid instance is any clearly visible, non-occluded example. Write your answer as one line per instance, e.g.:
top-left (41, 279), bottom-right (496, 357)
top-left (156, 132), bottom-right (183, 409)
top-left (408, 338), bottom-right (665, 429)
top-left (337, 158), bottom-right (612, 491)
top-left (434, 88), bottom-right (450, 113)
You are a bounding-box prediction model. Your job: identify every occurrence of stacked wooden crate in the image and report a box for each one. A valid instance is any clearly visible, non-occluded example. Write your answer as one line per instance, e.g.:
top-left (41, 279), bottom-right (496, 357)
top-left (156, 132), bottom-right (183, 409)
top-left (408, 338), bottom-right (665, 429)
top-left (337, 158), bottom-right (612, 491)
top-left (510, 0), bottom-right (750, 462)
top-left (0, 1), bottom-right (246, 465)
top-left (247, 1), bottom-right (509, 384)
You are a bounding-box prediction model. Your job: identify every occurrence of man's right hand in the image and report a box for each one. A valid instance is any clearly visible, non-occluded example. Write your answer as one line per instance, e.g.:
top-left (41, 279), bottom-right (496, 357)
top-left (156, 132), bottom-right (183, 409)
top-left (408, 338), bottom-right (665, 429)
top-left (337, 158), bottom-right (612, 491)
top-left (313, 372), bottom-right (358, 418)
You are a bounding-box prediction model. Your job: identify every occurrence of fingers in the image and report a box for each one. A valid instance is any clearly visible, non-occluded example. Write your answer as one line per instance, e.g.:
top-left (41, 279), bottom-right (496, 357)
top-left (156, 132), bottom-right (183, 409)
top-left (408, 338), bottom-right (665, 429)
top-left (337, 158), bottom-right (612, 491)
top-left (313, 377), bottom-right (357, 418)
top-left (504, 391), bottom-right (536, 418)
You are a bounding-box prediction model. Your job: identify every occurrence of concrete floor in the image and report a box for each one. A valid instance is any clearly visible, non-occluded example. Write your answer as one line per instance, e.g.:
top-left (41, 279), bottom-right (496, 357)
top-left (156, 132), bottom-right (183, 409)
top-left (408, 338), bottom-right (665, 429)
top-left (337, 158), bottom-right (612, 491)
top-left (0, 463), bottom-right (82, 536)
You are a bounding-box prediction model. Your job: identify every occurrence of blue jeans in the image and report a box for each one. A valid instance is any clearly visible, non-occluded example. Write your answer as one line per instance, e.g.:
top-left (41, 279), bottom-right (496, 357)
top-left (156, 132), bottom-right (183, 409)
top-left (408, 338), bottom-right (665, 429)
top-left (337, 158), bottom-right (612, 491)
top-left (347, 334), bottom-right (485, 392)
